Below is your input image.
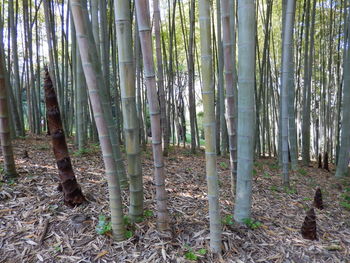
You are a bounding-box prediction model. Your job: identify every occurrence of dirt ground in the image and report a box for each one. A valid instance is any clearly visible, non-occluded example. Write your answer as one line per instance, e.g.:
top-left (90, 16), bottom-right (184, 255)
top-left (0, 136), bottom-right (349, 262)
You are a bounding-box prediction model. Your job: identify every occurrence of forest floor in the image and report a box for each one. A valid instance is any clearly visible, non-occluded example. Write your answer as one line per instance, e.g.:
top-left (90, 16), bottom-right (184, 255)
top-left (0, 136), bottom-right (350, 263)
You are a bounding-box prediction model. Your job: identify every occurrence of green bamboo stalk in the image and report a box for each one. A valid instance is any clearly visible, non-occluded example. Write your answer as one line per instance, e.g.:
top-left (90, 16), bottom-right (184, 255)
top-left (70, 0), bottom-right (125, 241)
top-left (198, 0), bottom-right (221, 253)
top-left (281, 0), bottom-right (296, 186)
top-left (153, 0), bottom-right (169, 156)
top-left (234, 0), bottom-right (256, 223)
top-left (221, 0), bottom-right (237, 195)
top-left (114, 0), bottom-right (144, 221)
top-left (336, 5), bottom-right (350, 178)
top-left (0, 41), bottom-right (17, 178)
top-left (135, 0), bottom-right (169, 231)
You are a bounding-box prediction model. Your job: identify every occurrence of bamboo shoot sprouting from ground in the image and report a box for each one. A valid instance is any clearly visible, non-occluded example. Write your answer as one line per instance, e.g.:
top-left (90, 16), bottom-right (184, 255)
top-left (70, 0), bottom-right (125, 240)
top-left (198, 0), bottom-right (221, 253)
top-left (135, 0), bottom-right (169, 231)
top-left (44, 69), bottom-right (85, 206)
top-left (234, 0), bottom-right (256, 223)
top-left (114, 0), bottom-right (144, 221)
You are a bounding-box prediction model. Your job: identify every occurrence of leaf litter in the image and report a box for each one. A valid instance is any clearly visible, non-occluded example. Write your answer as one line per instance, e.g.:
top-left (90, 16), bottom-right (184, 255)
top-left (0, 136), bottom-right (349, 262)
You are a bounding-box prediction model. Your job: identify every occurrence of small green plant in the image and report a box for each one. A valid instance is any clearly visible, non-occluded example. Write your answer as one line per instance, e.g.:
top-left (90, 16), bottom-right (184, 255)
top-left (123, 215), bottom-right (132, 226)
top-left (297, 168), bottom-right (307, 176)
top-left (269, 162), bottom-right (279, 170)
top-left (125, 230), bottom-right (133, 239)
top-left (254, 161), bottom-right (263, 170)
top-left (302, 197), bottom-right (312, 201)
top-left (96, 215), bottom-right (112, 235)
top-left (242, 218), bottom-right (262, 229)
top-left (184, 251), bottom-right (198, 261)
top-left (218, 180), bottom-right (223, 188)
top-left (186, 167), bottom-right (193, 173)
top-left (284, 187), bottom-right (297, 195)
top-left (341, 194), bottom-right (350, 202)
top-left (252, 169), bottom-right (258, 176)
top-left (303, 204), bottom-right (309, 211)
top-left (53, 244), bottom-right (63, 252)
top-left (263, 172), bottom-right (272, 178)
top-left (6, 178), bottom-right (16, 186)
top-left (135, 216), bottom-right (144, 223)
top-left (37, 144), bottom-right (49, 150)
top-left (144, 209), bottom-right (154, 218)
top-left (73, 148), bottom-right (92, 157)
top-left (270, 185), bottom-right (279, 192)
top-left (219, 162), bottom-right (228, 169)
top-left (339, 179), bottom-right (350, 187)
top-left (184, 247), bottom-right (207, 261)
top-left (143, 150), bottom-right (152, 159)
top-left (197, 248), bottom-right (207, 255)
top-left (340, 201), bottom-right (350, 210)
top-left (222, 214), bottom-right (234, 226)
top-left (49, 204), bottom-right (59, 212)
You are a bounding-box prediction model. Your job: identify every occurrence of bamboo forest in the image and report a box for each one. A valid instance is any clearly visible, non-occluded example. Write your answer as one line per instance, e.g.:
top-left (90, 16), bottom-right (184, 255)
top-left (1, 0), bottom-right (350, 262)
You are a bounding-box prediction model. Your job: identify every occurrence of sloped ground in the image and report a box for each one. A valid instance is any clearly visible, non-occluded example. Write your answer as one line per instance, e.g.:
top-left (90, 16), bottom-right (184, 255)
top-left (0, 136), bottom-right (349, 263)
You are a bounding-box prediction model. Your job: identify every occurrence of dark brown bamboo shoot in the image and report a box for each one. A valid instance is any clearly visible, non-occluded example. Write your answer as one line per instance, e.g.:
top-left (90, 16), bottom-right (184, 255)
top-left (323, 152), bottom-right (329, 171)
top-left (44, 69), bottom-right (85, 206)
top-left (318, 153), bottom-right (322, 169)
top-left (314, 188), bottom-right (324, 210)
top-left (301, 208), bottom-right (317, 240)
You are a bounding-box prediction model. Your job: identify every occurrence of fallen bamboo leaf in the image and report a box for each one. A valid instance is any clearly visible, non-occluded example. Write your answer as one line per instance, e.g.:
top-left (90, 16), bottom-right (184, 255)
top-left (94, 250), bottom-right (108, 261)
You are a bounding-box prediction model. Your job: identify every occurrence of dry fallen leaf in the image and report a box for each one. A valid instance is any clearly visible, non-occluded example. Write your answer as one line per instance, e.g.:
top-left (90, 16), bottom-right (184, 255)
top-left (94, 250), bottom-right (108, 261)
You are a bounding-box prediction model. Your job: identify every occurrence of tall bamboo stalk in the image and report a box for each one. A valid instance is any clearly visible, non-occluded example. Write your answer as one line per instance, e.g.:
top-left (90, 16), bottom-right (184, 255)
top-left (9, 0), bottom-right (24, 136)
top-left (135, 0), bottom-right (169, 231)
top-left (188, 0), bottom-right (197, 153)
top-left (0, 42), bottom-right (17, 178)
top-left (301, 0), bottom-right (313, 166)
top-left (221, 0), bottom-right (237, 195)
top-left (280, 0), bottom-right (296, 186)
top-left (234, 0), bottom-right (256, 223)
top-left (70, 0), bottom-right (125, 240)
top-left (336, 5), bottom-right (350, 178)
top-left (198, 0), bottom-right (221, 253)
top-left (153, 0), bottom-right (169, 157)
top-left (114, 0), bottom-right (144, 221)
